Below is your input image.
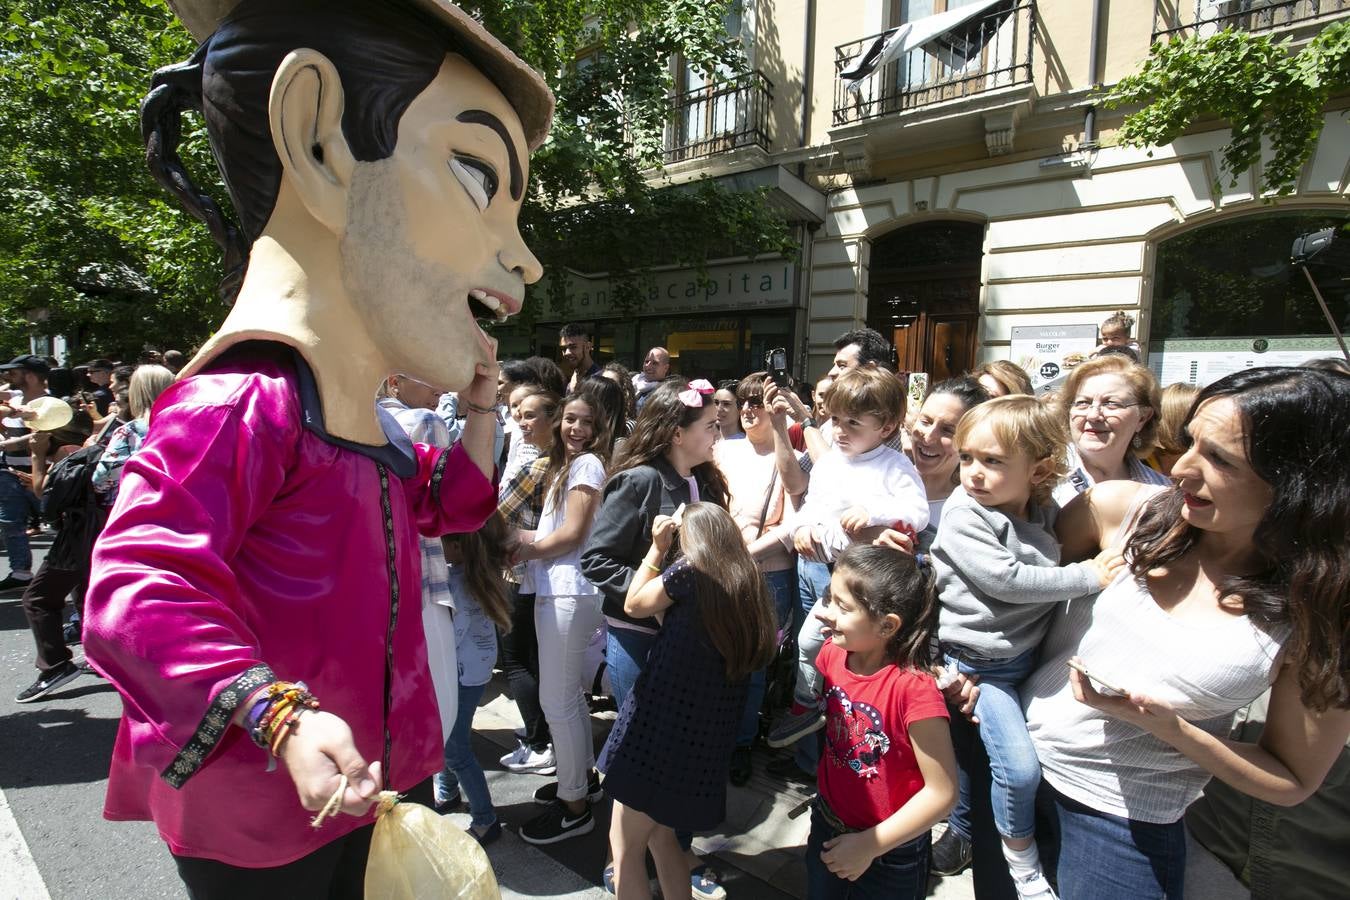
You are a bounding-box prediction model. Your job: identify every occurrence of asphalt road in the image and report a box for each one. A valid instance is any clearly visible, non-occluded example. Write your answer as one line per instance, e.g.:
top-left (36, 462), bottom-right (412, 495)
top-left (0, 536), bottom-right (184, 900)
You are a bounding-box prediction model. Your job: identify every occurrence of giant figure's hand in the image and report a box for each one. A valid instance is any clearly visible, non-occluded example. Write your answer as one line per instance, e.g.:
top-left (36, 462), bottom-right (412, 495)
top-left (278, 710), bottom-right (383, 816)
top-left (460, 333), bottom-right (500, 413)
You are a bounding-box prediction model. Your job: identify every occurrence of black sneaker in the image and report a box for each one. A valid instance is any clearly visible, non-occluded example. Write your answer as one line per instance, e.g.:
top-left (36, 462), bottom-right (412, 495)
top-left (15, 660), bottom-right (82, 703)
top-left (520, 801), bottom-right (594, 845)
top-left (533, 770), bottom-right (603, 805)
top-left (930, 825), bottom-right (973, 877)
top-left (0, 574), bottom-right (33, 593)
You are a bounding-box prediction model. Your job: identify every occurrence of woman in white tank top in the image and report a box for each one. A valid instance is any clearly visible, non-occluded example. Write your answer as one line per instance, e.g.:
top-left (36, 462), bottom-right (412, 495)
top-left (1016, 367), bottom-right (1350, 900)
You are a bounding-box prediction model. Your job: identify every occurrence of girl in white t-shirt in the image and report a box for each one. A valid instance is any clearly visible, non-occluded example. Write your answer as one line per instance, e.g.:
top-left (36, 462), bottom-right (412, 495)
top-left (514, 392), bottom-right (607, 845)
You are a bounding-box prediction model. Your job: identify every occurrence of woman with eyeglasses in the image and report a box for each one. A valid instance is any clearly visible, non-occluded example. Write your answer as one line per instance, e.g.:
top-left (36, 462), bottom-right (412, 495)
top-left (1051, 356), bottom-right (1169, 507)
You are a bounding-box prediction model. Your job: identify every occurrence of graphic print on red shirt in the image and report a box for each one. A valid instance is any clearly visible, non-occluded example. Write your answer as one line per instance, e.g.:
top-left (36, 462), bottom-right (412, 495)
top-left (816, 640), bottom-right (949, 830)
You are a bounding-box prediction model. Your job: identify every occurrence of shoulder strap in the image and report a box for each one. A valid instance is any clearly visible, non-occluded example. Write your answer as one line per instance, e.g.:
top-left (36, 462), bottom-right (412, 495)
top-left (754, 467), bottom-right (779, 539)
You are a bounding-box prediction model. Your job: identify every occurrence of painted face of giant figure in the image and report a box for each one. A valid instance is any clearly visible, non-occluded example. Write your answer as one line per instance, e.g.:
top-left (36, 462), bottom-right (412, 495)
top-left (333, 54), bottom-right (541, 395)
top-left (153, 0), bottom-right (553, 444)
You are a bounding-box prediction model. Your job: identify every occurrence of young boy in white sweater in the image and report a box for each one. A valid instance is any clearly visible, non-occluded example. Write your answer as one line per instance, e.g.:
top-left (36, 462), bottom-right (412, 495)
top-left (754, 366), bottom-right (928, 747)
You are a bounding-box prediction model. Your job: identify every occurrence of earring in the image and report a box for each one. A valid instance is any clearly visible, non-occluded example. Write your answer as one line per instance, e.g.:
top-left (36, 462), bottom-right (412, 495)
top-left (1132, 434), bottom-right (1142, 450)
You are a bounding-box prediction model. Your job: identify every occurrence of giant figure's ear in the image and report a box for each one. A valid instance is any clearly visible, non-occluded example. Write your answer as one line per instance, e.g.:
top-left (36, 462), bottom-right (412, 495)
top-left (268, 49), bottom-right (356, 234)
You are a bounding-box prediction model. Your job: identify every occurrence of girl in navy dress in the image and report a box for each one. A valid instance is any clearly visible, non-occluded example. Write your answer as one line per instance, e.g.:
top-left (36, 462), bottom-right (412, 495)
top-left (599, 502), bottom-right (777, 900)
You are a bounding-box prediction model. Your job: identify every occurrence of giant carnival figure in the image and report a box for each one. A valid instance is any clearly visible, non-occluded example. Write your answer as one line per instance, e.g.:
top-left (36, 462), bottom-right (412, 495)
top-left (82, 1), bottom-right (553, 894)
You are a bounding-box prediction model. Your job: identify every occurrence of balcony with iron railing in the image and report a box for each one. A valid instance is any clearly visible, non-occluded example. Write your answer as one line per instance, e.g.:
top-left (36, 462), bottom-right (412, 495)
top-left (664, 70), bottom-right (773, 164)
top-left (833, 1), bottom-right (1036, 128)
top-left (1152, 0), bottom-right (1349, 42)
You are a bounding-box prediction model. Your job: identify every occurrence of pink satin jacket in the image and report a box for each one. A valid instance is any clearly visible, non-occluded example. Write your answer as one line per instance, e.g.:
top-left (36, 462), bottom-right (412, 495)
top-left (84, 346), bottom-right (495, 867)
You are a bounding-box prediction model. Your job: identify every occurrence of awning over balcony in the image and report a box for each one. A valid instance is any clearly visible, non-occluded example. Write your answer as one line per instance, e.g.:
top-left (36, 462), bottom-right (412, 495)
top-left (840, 0), bottom-right (1015, 92)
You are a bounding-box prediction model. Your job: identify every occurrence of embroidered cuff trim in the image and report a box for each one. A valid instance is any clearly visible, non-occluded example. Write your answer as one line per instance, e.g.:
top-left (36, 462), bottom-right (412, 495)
top-left (162, 663), bottom-right (275, 788)
top-left (430, 445), bottom-right (451, 496)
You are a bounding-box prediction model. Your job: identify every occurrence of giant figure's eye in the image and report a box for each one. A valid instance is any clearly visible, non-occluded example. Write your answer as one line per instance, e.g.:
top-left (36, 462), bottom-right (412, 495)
top-left (450, 157), bottom-right (499, 210)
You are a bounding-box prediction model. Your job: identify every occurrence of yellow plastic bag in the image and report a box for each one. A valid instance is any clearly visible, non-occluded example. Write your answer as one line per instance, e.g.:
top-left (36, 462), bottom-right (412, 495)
top-left (365, 791), bottom-right (500, 900)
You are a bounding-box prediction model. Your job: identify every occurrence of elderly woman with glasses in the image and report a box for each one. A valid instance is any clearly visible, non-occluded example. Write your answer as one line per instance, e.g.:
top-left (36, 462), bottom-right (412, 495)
top-left (1052, 356), bottom-right (1169, 506)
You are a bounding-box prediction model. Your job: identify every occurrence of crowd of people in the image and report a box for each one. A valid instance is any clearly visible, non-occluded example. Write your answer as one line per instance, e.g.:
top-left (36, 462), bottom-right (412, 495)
top-left (1, 350), bottom-right (185, 701)
top-left (7, 321), bottom-right (1349, 900)
top-left (349, 316), bottom-right (1350, 900)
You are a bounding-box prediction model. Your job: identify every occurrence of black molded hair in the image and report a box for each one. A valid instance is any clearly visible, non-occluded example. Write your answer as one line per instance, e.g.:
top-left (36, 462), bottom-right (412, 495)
top-left (141, 0), bottom-right (456, 302)
top-left (559, 323), bottom-right (593, 341)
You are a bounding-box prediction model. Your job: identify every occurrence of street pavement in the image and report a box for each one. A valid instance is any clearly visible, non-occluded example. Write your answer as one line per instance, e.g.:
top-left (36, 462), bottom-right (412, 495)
top-left (0, 536), bottom-right (978, 900)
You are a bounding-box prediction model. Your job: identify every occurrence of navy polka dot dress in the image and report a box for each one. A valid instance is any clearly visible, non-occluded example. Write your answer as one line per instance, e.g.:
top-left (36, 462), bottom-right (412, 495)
top-left (597, 559), bottom-right (748, 832)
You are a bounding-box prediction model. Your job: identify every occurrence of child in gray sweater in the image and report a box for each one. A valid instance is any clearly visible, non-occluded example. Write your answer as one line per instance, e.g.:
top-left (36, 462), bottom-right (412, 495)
top-left (931, 396), bottom-right (1122, 900)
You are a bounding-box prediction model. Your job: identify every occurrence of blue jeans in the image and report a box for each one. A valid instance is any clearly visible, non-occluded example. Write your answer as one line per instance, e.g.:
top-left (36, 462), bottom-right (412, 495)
top-left (605, 626), bottom-right (656, 709)
top-left (738, 567), bottom-right (796, 746)
top-left (0, 470), bottom-right (37, 574)
top-left (943, 645), bottom-right (1039, 840)
top-left (793, 557), bottom-right (833, 773)
top-left (439, 682), bottom-right (495, 828)
top-left (1041, 785), bottom-right (1185, 899)
top-left (806, 808), bottom-right (929, 900)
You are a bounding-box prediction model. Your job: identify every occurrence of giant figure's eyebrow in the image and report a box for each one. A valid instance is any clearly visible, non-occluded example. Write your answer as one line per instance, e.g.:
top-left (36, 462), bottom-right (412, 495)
top-left (456, 110), bottom-right (523, 201)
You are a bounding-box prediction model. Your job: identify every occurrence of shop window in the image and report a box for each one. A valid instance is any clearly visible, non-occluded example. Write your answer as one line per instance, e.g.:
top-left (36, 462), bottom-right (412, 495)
top-left (1152, 212), bottom-right (1350, 340)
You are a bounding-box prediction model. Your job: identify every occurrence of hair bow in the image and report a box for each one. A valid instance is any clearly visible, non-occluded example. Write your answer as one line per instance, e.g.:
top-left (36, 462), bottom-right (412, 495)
top-left (677, 379), bottom-right (715, 408)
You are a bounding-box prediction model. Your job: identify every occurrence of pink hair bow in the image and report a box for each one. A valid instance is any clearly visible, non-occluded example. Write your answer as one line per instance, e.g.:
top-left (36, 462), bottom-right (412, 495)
top-left (678, 379), bottom-right (715, 407)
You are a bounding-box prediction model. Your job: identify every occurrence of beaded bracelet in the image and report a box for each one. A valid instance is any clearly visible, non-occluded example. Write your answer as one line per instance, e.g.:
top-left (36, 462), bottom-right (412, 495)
top-left (269, 706), bottom-right (308, 758)
top-left (247, 681), bottom-right (320, 752)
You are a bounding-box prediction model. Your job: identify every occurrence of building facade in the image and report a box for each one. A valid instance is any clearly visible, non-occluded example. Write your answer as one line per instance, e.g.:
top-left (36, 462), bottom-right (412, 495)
top-left (571, 0), bottom-right (1349, 385)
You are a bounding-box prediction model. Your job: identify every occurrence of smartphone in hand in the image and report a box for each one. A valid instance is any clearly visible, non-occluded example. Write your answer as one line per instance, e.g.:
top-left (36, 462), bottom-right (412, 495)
top-left (1067, 658), bottom-right (1126, 696)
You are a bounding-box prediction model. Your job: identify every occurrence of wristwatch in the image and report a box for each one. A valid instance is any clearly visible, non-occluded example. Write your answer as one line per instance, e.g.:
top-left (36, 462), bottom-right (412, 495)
top-left (801, 417), bottom-right (817, 429)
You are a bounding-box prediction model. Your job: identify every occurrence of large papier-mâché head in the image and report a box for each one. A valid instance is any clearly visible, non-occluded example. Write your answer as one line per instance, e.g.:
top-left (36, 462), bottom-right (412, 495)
top-left (152, 0), bottom-right (554, 443)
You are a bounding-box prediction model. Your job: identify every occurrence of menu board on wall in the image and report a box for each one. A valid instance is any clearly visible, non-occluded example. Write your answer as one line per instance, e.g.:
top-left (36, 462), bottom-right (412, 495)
top-left (1010, 325), bottom-right (1100, 389)
top-left (1147, 337), bottom-right (1343, 386)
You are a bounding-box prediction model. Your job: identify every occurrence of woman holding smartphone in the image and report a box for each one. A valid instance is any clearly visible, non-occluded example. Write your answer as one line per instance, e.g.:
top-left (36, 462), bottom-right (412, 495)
top-left (1009, 367), bottom-right (1350, 899)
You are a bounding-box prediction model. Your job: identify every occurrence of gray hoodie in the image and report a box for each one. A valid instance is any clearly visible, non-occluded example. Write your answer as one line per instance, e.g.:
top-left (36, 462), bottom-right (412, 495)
top-left (933, 487), bottom-right (1098, 658)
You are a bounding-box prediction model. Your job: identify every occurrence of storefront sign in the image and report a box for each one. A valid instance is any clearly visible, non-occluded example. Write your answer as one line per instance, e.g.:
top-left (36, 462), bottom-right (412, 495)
top-left (1010, 324), bottom-right (1100, 388)
top-left (539, 258), bottom-right (796, 321)
top-left (1147, 336), bottom-right (1342, 386)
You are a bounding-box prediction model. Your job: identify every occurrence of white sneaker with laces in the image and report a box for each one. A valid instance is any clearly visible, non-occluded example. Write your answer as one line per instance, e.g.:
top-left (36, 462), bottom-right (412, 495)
top-left (500, 742), bottom-right (557, 775)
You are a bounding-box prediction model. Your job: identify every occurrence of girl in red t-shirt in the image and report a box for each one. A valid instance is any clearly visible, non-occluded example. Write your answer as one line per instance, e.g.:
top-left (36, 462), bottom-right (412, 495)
top-left (808, 544), bottom-right (957, 900)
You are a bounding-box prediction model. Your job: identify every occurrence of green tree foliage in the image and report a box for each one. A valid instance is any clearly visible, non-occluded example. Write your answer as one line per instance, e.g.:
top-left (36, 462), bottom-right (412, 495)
top-left (0, 0), bottom-right (794, 358)
top-left (1103, 21), bottom-right (1350, 196)
top-left (0, 0), bottom-right (218, 359)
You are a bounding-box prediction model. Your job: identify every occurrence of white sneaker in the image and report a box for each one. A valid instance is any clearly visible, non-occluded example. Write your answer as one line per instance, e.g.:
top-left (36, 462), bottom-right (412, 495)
top-left (500, 742), bottom-right (558, 775)
top-left (1012, 872), bottom-right (1058, 900)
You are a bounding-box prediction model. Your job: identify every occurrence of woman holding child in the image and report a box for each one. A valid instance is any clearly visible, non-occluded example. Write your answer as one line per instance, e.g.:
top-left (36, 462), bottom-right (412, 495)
top-left (1011, 366), bottom-right (1350, 898)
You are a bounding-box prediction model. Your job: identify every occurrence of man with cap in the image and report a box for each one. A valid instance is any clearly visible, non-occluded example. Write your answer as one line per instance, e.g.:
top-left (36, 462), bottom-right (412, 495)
top-left (81, 0), bottom-right (553, 891)
top-left (83, 358), bottom-right (115, 416)
top-left (0, 355), bottom-right (50, 593)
